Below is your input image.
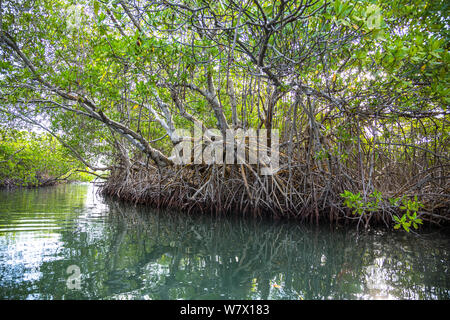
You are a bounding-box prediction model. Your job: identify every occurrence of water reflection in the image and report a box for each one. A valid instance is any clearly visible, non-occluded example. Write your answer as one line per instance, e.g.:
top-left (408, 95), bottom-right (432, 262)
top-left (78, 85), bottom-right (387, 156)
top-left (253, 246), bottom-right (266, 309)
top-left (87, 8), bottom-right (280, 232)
top-left (0, 184), bottom-right (448, 300)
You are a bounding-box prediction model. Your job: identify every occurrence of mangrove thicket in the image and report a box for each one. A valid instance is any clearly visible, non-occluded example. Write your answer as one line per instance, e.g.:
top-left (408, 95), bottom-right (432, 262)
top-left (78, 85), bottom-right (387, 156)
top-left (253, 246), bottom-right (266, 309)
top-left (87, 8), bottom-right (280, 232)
top-left (0, 0), bottom-right (448, 230)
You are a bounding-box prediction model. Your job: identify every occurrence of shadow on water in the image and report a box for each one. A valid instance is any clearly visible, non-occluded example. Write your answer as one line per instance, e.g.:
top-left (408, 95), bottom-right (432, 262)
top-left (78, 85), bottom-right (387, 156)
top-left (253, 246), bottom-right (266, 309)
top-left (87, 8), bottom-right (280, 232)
top-left (0, 183), bottom-right (449, 299)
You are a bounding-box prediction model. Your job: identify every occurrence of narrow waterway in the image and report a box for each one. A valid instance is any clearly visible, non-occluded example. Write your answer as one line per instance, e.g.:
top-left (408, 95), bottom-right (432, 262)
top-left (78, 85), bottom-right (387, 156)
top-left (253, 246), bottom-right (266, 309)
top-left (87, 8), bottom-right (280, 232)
top-left (0, 183), bottom-right (448, 300)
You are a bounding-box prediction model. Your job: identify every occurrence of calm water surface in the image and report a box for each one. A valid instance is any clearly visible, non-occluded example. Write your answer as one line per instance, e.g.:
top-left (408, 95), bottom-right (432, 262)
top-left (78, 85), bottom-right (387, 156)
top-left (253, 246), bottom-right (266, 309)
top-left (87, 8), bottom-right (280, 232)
top-left (0, 183), bottom-right (448, 300)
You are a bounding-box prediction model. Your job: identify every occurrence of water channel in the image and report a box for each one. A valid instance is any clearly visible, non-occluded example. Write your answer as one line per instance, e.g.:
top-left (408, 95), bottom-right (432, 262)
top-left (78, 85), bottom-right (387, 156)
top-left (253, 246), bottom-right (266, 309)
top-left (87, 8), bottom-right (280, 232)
top-left (0, 183), bottom-right (448, 299)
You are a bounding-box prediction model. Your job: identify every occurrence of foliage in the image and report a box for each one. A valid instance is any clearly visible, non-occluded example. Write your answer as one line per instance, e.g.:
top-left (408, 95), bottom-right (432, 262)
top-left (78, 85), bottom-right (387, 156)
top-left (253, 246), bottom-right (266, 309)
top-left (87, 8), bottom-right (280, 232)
top-left (0, 129), bottom-right (93, 187)
top-left (340, 190), bottom-right (425, 231)
top-left (340, 189), bottom-right (382, 216)
top-left (393, 196), bottom-right (424, 232)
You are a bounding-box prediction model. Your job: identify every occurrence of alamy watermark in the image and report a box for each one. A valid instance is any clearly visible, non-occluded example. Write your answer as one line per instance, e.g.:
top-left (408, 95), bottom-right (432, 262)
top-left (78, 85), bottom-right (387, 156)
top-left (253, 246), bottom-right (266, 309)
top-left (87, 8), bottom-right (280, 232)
top-left (366, 5), bottom-right (382, 30)
top-left (169, 127), bottom-right (279, 175)
top-left (66, 4), bottom-right (83, 30)
top-left (66, 265), bottom-right (81, 290)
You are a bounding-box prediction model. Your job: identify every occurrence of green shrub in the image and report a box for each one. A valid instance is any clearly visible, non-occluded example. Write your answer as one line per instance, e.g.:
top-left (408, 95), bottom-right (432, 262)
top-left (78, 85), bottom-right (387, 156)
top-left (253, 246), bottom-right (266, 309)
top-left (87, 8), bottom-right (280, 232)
top-left (340, 190), bottom-right (424, 232)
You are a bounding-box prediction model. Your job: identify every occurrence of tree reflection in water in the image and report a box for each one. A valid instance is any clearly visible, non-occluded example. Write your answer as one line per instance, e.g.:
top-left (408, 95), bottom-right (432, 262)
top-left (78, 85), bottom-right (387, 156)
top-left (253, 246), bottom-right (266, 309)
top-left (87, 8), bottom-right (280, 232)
top-left (63, 201), bottom-right (450, 300)
top-left (0, 187), bottom-right (448, 300)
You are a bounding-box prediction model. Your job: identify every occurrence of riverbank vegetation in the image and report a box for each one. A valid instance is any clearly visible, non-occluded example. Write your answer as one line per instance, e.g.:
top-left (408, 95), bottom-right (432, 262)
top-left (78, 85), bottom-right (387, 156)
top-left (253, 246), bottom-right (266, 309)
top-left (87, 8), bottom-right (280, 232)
top-left (0, 129), bottom-right (93, 187)
top-left (0, 0), bottom-right (448, 229)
